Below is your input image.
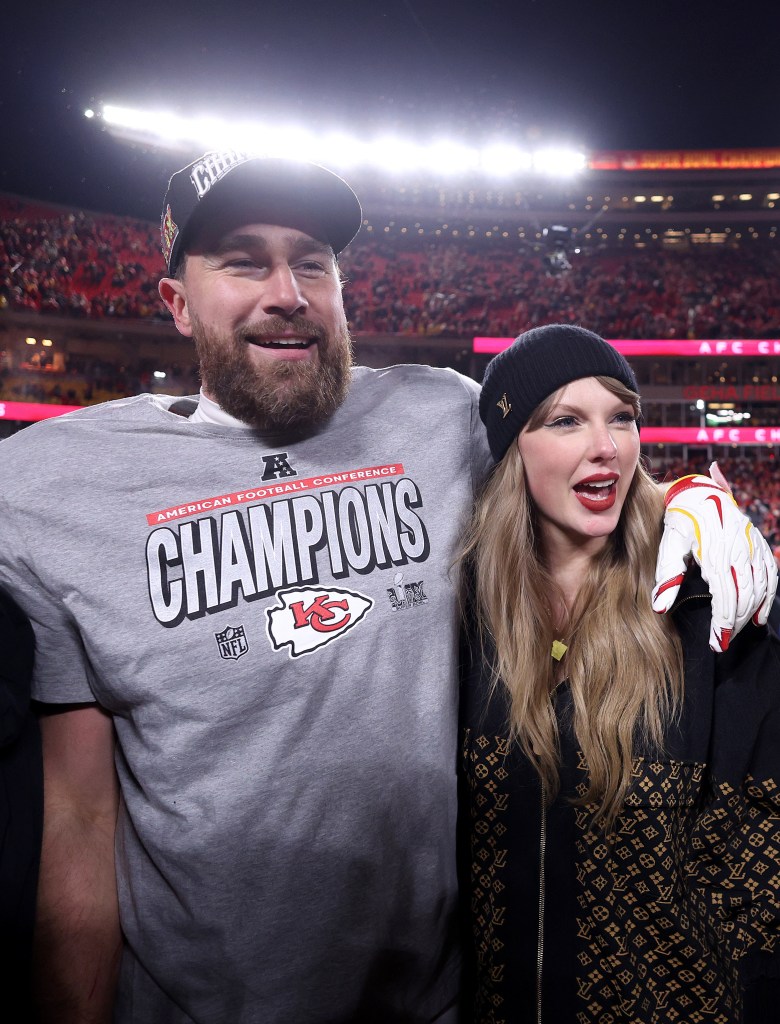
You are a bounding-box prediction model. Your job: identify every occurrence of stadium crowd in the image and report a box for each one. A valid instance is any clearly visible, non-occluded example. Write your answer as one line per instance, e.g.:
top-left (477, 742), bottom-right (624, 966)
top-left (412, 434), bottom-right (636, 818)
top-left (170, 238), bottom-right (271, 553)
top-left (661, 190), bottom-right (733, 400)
top-left (341, 236), bottom-right (780, 340)
top-left (0, 199), bottom-right (165, 321)
top-left (4, 197), bottom-right (780, 339)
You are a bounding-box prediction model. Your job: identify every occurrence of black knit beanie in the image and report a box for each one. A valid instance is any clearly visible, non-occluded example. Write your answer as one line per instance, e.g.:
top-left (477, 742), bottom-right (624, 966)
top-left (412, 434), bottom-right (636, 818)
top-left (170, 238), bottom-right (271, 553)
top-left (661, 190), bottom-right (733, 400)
top-left (479, 324), bottom-right (639, 462)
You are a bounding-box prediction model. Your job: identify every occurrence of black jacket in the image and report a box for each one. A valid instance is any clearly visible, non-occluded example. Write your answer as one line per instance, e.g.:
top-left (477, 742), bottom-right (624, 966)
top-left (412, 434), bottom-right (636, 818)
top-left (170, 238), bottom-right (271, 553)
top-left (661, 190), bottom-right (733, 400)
top-left (459, 570), bottom-right (780, 1023)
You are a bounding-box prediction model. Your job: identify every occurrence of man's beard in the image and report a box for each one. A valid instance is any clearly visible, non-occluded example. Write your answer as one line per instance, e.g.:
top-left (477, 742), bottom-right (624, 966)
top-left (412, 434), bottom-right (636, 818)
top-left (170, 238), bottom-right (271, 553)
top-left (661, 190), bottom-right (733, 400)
top-left (191, 313), bottom-right (353, 432)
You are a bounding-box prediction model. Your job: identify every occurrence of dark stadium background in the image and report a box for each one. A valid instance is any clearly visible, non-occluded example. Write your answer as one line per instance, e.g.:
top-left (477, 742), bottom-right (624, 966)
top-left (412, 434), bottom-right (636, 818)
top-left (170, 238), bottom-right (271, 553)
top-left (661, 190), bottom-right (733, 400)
top-left (3, 0), bottom-right (780, 562)
top-left (5, 0), bottom-right (780, 214)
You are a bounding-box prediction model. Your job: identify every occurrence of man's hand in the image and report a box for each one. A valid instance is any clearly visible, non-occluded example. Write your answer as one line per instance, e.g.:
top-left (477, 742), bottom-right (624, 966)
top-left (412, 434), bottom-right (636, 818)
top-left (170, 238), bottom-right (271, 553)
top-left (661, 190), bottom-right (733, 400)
top-left (651, 469), bottom-right (778, 651)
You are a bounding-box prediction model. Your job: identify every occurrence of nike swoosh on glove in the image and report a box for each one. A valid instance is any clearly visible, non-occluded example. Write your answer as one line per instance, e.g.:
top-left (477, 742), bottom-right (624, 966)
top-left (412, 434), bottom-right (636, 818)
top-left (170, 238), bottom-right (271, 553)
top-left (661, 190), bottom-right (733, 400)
top-left (651, 474), bottom-right (778, 651)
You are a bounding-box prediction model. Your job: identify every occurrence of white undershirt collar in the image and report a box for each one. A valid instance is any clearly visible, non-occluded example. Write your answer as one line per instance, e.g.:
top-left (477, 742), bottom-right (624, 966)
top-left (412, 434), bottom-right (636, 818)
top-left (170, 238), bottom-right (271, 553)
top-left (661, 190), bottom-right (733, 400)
top-left (189, 390), bottom-right (255, 430)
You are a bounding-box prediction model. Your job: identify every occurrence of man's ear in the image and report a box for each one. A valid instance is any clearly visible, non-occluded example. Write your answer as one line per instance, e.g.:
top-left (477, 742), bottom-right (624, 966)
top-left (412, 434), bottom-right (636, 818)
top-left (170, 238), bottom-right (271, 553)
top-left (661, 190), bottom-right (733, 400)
top-left (159, 278), bottom-right (194, 337)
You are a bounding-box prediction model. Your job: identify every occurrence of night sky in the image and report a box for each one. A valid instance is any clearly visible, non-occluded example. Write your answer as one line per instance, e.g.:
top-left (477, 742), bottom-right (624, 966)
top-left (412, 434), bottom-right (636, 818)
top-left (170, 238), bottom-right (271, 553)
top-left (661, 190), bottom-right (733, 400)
top-left (4, 0), bottom-right (780, 220)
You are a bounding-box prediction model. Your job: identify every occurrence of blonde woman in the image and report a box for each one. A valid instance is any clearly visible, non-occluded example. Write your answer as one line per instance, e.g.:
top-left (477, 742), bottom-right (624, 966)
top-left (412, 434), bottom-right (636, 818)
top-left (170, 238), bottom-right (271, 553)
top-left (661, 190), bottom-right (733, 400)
top-left (459, 324), bottom-right (780, 1024)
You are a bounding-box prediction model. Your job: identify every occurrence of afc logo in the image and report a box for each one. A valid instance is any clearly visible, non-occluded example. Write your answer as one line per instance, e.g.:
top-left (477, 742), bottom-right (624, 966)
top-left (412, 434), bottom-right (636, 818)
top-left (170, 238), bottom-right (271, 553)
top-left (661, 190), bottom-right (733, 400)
top-left (266, 586), bottom-right (373, 658)
top-left (261, 452), bottom-right (296, 480)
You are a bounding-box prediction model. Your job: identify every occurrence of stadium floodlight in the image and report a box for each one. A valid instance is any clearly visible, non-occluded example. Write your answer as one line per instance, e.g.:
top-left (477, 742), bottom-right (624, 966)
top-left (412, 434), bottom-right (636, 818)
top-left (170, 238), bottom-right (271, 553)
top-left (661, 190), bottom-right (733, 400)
top-left (264, 123), bottom-right (319, 158)
top-left (315, 132), bottom-right (370, 170)
top-left (480, 143), bottom-right (533, 176)
top-left (93, 103), bottom-right (587, 181)
top-left (102, 104), bottom-right (195, 146)
top-left (423, 139), bottom-right (480, 175)
top-left (186, 115), bottom-right (244, 153)
top-left (102, 104), bottom-right (150, 133)
top-left (531, 146), bottom-right (587, 177)
top-left (369, 135), bottom-right (426, 174)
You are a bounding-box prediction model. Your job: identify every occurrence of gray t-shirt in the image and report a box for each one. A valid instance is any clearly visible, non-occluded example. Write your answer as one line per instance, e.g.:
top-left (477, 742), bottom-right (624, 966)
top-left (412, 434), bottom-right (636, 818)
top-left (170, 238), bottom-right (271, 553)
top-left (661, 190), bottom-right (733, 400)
top-left (0, 364), bottom-right (490, 1024)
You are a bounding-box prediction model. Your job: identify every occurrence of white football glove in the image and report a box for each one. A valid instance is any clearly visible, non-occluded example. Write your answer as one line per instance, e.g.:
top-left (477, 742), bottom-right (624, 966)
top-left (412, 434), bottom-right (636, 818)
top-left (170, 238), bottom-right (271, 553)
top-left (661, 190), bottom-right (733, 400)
top-left (651, 470), bottom-right (778, 652)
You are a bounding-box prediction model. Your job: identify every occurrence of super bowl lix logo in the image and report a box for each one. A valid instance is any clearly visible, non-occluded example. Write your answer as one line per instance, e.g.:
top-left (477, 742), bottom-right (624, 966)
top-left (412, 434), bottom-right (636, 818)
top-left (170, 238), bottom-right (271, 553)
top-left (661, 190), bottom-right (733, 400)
top-left (386, 571), bottom-right (428, 610)
top-left (266, 586), bottom-right (372, 658)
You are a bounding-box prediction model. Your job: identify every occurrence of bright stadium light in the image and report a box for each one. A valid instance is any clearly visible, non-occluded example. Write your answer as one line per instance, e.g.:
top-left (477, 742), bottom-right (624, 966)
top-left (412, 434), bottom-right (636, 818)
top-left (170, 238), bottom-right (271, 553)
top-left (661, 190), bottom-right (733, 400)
top-left (101, 104), bottom-right (146, 131)
top-left (102, 104), bottom-right (196, 146)
top-left (266, 123), bottom-right (318, 157)
top-left (315, 132), bottom-right (370, 170)
top-left (531, 146), bottom-right (587, 177)
top-left (480, 143), bottom-right (533, 176)
top-left (370, 135), bottom-right (426, 174)
top-left (93, 102), bottom-right (588, 181)
top-left (239, 120), bottom-right (281, 155)
top-left (187, 115), bottom-right (244, 152)
top-left (424, 139), bottom-right (480, 175)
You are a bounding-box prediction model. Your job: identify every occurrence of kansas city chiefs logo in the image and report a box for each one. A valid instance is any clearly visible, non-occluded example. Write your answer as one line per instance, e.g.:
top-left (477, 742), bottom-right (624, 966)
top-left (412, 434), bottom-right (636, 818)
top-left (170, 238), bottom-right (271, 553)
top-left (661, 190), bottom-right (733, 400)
top-left (266, 586), bottom-right (373, 658)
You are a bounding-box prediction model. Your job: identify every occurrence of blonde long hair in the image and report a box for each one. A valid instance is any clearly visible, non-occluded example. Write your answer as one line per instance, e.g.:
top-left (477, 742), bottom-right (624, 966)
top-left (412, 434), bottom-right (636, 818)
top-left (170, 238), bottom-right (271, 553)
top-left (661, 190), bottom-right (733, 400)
top-left (461, 376), bottom-right (684, 825)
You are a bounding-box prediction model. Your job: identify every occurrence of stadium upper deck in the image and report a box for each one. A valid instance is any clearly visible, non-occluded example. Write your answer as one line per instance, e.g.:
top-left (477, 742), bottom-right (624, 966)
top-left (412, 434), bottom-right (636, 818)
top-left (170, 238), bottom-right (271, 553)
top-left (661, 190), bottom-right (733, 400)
top-left (354, 148), bottom-right (780, 249)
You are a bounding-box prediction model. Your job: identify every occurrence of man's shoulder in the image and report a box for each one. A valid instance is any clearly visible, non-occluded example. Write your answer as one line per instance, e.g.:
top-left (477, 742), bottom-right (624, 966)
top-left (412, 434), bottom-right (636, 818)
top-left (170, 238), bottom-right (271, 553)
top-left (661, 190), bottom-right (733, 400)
top-left (351, 363), bottom-right (481, 402)
top-left (3, 393), bottom-right (189, 439)
top-left (0, 394), bottom-right (193, 469)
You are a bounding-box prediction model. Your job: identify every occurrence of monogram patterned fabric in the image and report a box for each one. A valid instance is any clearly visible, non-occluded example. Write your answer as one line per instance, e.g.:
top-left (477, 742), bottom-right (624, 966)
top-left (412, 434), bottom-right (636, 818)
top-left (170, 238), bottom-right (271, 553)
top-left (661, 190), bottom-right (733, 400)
top-left (461, 724), bottom-right (780, 1024)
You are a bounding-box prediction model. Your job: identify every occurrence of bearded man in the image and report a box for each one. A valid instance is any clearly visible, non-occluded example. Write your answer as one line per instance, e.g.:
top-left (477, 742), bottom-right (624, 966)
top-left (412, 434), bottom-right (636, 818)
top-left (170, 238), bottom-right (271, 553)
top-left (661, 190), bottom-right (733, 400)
top-left (0, 151), bottom-right (774, 1024)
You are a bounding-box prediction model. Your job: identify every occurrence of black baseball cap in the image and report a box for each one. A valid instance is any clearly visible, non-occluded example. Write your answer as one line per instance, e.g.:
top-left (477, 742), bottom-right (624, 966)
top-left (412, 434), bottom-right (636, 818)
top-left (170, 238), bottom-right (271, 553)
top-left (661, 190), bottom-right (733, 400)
top-left (161, 150), bottom-right (363, 276)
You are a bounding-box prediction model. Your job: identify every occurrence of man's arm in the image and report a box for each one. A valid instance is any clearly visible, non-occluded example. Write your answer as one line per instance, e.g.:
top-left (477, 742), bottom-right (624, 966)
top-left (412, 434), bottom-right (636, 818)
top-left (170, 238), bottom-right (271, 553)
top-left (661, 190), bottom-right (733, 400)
top-left (35, 704), bottom-right (122, 1024)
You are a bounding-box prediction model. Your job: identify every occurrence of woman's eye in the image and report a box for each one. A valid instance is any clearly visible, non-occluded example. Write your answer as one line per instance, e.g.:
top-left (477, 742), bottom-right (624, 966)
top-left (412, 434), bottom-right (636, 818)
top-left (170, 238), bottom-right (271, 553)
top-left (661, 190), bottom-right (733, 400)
top-left (613, 412), bottom-right (637, 425)
top-left (546, 416), bottom-right (578, 428)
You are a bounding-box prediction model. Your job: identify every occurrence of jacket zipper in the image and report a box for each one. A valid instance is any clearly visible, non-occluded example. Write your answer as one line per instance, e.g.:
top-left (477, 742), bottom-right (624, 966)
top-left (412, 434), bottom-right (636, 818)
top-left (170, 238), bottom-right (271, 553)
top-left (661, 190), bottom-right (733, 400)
top-left (537, 783), bottom-right (547, 1024)
top-left (670, 592), bottom-right (708, 613)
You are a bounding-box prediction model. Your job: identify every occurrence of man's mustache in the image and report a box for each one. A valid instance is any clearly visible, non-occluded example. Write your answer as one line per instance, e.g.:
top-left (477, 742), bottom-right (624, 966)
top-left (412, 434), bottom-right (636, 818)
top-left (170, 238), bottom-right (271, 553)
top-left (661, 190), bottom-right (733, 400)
top-left (237, 316), bottom-right (328, 346)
